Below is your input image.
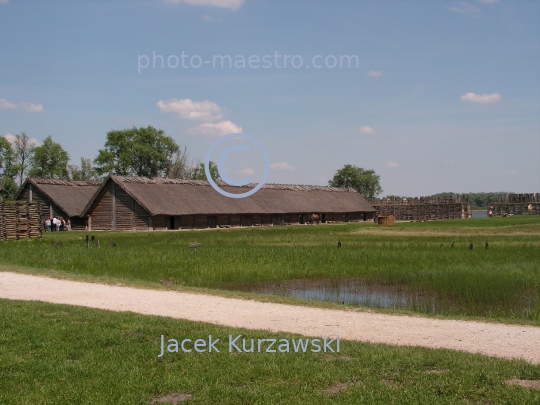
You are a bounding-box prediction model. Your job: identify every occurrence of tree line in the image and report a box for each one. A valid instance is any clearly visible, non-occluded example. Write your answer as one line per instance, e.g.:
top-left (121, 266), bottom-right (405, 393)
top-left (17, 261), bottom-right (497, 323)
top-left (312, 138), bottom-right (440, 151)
top-left (2, 126), bottom-right (509, 206)
top-left (1, 125), bottom-right (386, 201)
top-left (0, 126), bottom-right (221, 200)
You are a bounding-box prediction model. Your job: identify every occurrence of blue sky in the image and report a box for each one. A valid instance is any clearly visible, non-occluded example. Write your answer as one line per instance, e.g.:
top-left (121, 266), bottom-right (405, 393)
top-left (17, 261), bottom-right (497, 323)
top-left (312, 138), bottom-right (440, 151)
top-left (1, 0), bottom-right (539, 196)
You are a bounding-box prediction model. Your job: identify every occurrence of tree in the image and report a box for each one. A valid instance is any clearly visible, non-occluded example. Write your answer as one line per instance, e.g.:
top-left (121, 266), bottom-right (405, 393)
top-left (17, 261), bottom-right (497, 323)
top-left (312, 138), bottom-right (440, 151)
top-left (68, 157), bottom-right (97, 181)
top-left (165, 145), bottom-right (191, 179)
top-left (94, 126), bottom-right (182, 178)
top-left (11, 132), bottom-right (35, 185)
top-left (190, 161), bottom-right (221, 181)
top-left (0, 136), bottom-right (18, 200)
top-left (28, 136), bottom-right (70, 179)
top-left (328, 164), bottom-right (382, 198)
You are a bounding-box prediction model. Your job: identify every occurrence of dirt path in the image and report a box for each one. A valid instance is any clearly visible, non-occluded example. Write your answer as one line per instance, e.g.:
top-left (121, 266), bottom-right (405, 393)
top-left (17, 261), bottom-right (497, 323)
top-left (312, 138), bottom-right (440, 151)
top-left (1, 271), bottom-right (539, 364)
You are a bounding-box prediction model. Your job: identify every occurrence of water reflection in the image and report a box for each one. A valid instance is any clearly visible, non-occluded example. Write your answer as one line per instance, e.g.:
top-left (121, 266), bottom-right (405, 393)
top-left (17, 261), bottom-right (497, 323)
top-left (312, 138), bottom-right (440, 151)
top-left (472, 211), bottom-right (488, 218)
top-left (243, 279), bottom-right (431, 311)
top-left (230, 278), bottom-right (538, 318)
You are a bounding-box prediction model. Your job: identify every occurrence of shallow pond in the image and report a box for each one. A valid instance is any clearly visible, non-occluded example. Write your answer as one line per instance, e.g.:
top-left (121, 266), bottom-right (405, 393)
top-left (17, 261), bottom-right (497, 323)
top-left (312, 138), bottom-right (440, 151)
top-left (225, 278), bottom-right (538, 318)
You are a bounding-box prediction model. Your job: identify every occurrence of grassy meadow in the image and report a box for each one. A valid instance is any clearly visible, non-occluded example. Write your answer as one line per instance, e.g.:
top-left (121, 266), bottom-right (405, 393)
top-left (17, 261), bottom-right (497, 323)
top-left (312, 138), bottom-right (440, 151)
top-left (1, 299), bottom-right (539, 405)
top-left (1, 215), bottom-right (539, 322)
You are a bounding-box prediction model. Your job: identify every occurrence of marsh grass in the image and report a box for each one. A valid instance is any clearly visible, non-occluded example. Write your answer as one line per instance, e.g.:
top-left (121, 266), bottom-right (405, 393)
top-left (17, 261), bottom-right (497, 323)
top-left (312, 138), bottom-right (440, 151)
top-left (1, 299), bottom-right (540, 404)
top-left (1, 216), bottom-right (539, 320)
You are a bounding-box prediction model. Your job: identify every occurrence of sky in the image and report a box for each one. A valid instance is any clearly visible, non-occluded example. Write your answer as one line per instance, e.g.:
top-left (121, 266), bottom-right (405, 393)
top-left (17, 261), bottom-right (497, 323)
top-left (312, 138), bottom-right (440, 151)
top-left (1, 0), bottom-right (539, 196)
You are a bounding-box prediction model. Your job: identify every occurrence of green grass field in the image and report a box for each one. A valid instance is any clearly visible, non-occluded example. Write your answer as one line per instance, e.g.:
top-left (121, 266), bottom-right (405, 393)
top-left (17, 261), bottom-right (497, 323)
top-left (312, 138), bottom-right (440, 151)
top-left (1, 299), bottom-right (539, 405)
top-left (0, 216), bottom-right (540, 323)
top-left (1, 216), bottom-right (539, 322)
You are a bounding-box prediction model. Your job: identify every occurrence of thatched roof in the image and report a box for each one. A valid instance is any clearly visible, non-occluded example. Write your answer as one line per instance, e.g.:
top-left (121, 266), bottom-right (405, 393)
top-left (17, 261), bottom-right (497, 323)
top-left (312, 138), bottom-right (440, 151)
top-left (16, 178), bottom-right (102, 217)
top-left (83, 175), bottom-right (376, 216)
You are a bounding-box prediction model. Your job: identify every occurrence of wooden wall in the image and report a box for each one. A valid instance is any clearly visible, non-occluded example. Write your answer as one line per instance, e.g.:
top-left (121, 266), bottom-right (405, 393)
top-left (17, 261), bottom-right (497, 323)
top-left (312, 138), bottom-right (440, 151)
top-left (489, 203), bottom-right (539, 216)
top-left (0, 201), bottom-right (42, 241)
top-left (89, 183), bottom-right (150, 230)
top-left (372, 203), bottom-right (468, 220)
top-left (19, 184), bottom-right (66, 221)
top-left (489, 193), bottom-right (539, 216)
top-left (90, 182), bottom-right (114, 230)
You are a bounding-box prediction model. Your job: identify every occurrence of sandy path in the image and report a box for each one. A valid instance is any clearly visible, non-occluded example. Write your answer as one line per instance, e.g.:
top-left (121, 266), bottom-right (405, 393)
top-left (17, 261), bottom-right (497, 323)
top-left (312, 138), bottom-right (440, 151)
top-left (1, 271), bottom-right (539, 364)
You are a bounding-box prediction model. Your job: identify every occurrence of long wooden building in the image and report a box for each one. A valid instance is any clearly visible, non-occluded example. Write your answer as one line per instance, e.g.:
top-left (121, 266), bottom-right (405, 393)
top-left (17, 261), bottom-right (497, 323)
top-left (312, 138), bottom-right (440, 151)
top-left (15, 178), bottom-right (102, 230)
top-left (82, 175), bottom-right (376, 231)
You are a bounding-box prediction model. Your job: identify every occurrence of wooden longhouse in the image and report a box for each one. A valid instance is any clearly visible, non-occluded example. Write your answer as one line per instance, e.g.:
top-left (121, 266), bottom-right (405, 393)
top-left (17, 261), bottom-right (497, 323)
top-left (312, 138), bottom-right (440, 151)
top-left (15, 178), bottom-right (102, 230)
top-left (82, 175), bottom-right (376, 231)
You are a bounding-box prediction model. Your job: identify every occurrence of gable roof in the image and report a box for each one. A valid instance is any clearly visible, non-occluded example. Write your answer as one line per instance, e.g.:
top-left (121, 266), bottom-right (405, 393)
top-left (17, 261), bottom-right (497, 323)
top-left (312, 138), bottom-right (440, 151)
top-left (83, 175), bottom-right (376, 216)
top-left (16, 178), bottom-right (102, 217)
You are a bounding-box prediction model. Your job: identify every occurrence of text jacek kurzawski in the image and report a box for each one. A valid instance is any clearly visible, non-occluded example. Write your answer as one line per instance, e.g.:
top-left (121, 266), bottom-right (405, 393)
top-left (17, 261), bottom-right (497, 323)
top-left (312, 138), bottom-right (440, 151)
top-left (158, 335), bottom-right (340, 357)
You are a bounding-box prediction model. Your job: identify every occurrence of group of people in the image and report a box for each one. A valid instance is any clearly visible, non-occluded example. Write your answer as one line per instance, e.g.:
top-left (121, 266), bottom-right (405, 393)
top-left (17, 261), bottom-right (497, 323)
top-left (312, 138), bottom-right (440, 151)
top-left (43, 217), bottom-right (70, 232)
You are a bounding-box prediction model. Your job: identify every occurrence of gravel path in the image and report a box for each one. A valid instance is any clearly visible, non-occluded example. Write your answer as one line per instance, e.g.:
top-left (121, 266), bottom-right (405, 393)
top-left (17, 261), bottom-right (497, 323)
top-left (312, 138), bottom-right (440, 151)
top-left (1, 271), bottom-right (539, 364)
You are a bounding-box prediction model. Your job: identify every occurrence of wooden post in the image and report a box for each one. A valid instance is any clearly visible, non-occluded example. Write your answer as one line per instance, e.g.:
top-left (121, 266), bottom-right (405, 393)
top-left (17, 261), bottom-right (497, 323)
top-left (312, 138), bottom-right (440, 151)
top-left (29, 184), bottom-right (33, 201)
top-left (112, 183), bottom-right (116, 230)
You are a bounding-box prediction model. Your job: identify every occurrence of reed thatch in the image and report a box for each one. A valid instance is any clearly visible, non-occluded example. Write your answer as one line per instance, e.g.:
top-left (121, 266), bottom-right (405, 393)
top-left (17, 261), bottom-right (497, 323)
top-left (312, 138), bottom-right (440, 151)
top-left (16, 178), bottom-right (102, 218)
top-left (83, 175), bottom-right (376, 217)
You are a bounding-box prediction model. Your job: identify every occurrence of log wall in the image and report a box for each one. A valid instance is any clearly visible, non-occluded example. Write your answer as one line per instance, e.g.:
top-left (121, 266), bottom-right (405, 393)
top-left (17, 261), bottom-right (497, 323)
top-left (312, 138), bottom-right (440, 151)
top-left (19, 185), bottom-right (65, 221)
top-left (89, 183), bottom-right (151, 231)
top-left (369, 195), bottom-right (471, 220)
top-left (488, 193), bottom-right (539, 216)
top-left (0, 201), bottom-right (42, 241)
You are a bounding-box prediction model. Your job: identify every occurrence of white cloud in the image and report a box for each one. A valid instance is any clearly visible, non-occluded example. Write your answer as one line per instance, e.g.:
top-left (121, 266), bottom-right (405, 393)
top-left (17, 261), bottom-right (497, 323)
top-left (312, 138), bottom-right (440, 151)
top-left (0, 99), bottom-right (17, 110)
top-left (460, 92), bottom-right (502, 104)
top-left (367, 70), bottom-right (382, 77)
top-left (387, 161), bottom-right (399, 169)
top-left (444, 160), bottom-right (455, 166)
top-left (163, 0), bottom-right (244, 10)
top-left (509, 169), bottom-right (516, 175)
top-left (449, 2), bottom-right (481, 17)
top-left (236, 168), bottom-right (255, 175)
top-left (201, 14), bottom-right (218, 21)
top-left (0, 97), bottom-right (44, 113)
top-left (4, 133), bottom-right (41, 146)
top-left (157, 98), bottom-right (223, 121)
top-left (478, 0), bottom-right (500, 3)
top-left (19, 101), bottom-right (44, 113)
top-left (359, 126), bottom-right (376, 135)
top-left (270, 161), bottom-right (295, 171)
top-left (186, 120), bottom-right (242, 137)
top-left (0, 0), bottom-right (9, 4)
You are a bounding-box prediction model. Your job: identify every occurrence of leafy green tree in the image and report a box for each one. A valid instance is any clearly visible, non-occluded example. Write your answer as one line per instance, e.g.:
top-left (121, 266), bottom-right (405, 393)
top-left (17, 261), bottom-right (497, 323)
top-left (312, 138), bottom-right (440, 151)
top-left (28, 136), bottom-right (69, 179)
top-left (68, 157), bottom-right (97, 181)
top-left (94, 126), bottom-right (182, 178)
top-left (328, 164), bottom-right (382, 198)
top-left (0, 137), bottom-right (18, 200)
top-left (190, 161), bottom-right (221, 181)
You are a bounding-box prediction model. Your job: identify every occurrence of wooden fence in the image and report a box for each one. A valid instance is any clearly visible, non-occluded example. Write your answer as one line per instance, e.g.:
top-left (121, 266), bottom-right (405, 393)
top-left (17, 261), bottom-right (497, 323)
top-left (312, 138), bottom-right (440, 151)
top-left (488, 193), bottom-right (539, 216)
top-left (0, 201), bottom-right (42, 241)
top-left (369, 195), bottom-right (471, 221)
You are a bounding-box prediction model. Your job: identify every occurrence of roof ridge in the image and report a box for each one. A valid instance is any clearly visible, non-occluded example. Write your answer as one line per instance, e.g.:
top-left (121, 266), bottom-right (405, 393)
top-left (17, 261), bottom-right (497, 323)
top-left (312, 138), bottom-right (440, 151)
top-left (29, 178), bottom-right (102, 186)
top-left (110, 175), bottom-right (356, 193)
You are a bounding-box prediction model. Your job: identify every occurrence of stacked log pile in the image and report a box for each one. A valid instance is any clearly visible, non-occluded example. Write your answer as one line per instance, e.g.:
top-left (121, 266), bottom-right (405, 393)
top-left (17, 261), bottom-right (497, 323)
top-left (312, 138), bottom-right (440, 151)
top-left (369, 195), bottom-right (470, 221)
top-left (0, 203), bottom-right (5, 240)
top-left (0, 201), bottom-right (42, 241)
top-left (488, 193), bottom-right (539, 216)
